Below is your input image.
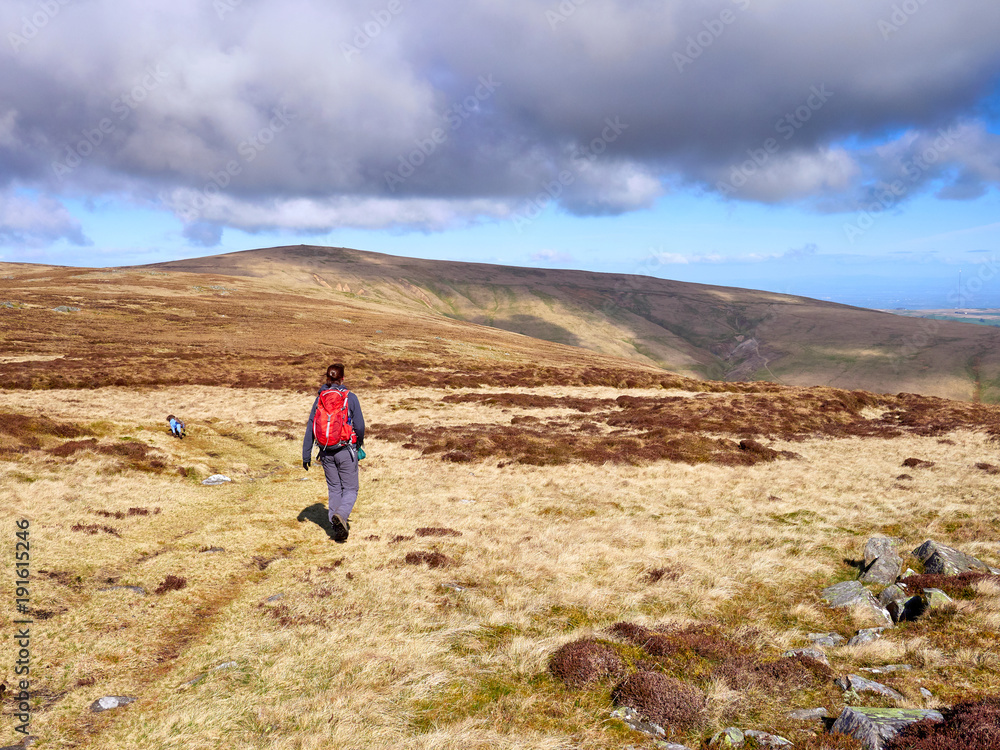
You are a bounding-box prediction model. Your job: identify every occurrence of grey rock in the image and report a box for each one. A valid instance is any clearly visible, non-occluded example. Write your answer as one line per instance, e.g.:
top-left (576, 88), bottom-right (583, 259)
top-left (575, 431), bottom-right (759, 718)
top-left (878, 583), bottom-right (910, 607)
top-left (745, 730), bottom-right (792, 747)
top-left (887, 596), bottom-right (926, 623)
top-left (52, 305), bottom-right (81, 313)
top-left (822, 581), bottom-right (893, 627)
top-left (788, 707), bottom-right (827, 721)
top-left (912, 540), bottom-right (993, 576)
top-left (783, 647), bottom-right (829, 665)
top-left (847, 627), bottom-right (887, 646)
top-left (265, 594), bottom-right (285, 602)
top-left (610, 707), bottom-right (666, 739)
top-left (922, 588), bottom-right (954, 608)
top-left (89, 695), bottom-right (137, 712)
top-left (808, 632), bottom-right (845, 647)
top-left (0, 737), bottom-right (38, 750)
top-left (653, 743), bottom-right (694, 750)
top-left (201, 474), bottom-right (232, 485)
top-left (830, 706), bottom-right (944, 750)
top-left (861, 537), bottom-right (904, 584)
top-left (709, 728), bottom-right (744, 746)
top-left (920, 687), bottom-right (933, 699)
top-left (838, 674), bottom-right (905, 701)
top-left (99, 585), bottom-right (147, 595)
top-left (901, 568), bottom-right (918, 578)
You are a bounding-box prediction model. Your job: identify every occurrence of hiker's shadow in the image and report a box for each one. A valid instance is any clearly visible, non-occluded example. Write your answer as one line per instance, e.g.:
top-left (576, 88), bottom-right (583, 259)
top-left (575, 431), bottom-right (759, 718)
top-left (297, 503), bottom-right (337, 540)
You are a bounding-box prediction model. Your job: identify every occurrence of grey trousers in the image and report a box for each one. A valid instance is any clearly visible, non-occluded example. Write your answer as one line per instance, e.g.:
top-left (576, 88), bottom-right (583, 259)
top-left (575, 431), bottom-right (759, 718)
top-left (319, 447), bottom-right (359, 523)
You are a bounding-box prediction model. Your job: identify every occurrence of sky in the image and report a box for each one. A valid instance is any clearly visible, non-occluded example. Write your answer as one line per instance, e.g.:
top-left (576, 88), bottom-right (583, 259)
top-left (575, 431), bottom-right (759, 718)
top-left (2, 0), bottom-right (1000, 309)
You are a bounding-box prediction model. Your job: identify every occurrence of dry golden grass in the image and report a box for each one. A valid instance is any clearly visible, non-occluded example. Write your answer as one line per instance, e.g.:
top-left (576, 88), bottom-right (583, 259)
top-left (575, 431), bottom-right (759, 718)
top-left (1, 383), bottom-right (998, 749)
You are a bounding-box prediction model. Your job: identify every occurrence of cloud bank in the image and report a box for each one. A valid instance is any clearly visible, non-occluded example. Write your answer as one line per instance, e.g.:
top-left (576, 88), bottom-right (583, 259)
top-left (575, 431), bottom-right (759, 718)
top-left (2, 0), bottom-right (999, 243)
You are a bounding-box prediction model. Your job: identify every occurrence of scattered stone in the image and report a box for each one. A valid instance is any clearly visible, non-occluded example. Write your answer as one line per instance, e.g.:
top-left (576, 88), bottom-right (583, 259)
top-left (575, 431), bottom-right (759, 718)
top-left (652, 743), bottom-right (693, 750)
top-left (610, 706), bottom-right (666, 739)
top-left (830, 706), bottom-right (943, 750)
top-left (920, 687), bottom-right (933, 699)
top-left (89, 695), bottom-right (137, 712)
top-left (912, 539), bottom-right (996, 576)
top-left (847, 627), bottom-right (887, 646)
top-left (860, 537), bottom-right (904, 584)
top-left (887, 595), bottom-right (926, 623)
top-left (709, 728), bottom-right (744, 747)
top-left (922, 587), bottom-right (954, 608)
top-left (878, 583), bottom-right (910, 607)
top-left (52, 305), bottom-right (81, 313)
top-left (202, 474), bottom-right (232, 485)
top-left (821, 581), bottom-right (893, 627)
top-left (837, 674), bottom-right (905, 701)
top-left (901, 568), bottom-right (917, 578)
top-left (808, 632), bottom-right (845, 647)
top-left (782, 647), bottom-right (829, 666)
top-left (788, 707), bottom-right (827, 721)
top-left (98, 585), bottom-right (147, 595)
top-left (265, 594), bottom-right (285, 602)
top-left (745, 730), bottom-right (792, 747)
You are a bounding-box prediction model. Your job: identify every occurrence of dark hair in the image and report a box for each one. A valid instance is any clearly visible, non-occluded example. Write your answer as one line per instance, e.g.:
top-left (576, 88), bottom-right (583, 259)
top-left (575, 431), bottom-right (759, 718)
top-left (167, 414), bottom-right (176, 421)
top-left (325, 363), bottom-right (345, 384)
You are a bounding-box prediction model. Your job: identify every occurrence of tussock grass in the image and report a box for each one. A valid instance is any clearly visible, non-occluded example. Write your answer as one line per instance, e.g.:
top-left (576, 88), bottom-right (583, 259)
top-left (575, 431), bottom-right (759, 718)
top-left (0, 385), bottom-right (998, 749)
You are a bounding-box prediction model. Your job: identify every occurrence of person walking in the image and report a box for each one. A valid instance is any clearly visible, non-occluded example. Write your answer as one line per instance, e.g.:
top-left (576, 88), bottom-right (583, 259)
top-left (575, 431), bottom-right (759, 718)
top-left (167, 414), bottom-right (186, 438)
top-left (302, 363), bottom-right (365, 542)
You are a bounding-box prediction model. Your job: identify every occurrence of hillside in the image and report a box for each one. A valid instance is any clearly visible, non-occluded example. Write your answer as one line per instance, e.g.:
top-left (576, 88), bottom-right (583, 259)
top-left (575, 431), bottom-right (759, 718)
top-left (2, 258), bottom-right (1000, 749)
top-left (143, 245), bottom-right (1000, 402)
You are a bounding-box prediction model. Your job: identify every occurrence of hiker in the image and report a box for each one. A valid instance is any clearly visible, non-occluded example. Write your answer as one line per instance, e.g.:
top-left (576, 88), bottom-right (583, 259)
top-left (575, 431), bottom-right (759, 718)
top-left (302, 363), bottom-right (365, 542)
top-left (167, 414), bottom-right (185, 438)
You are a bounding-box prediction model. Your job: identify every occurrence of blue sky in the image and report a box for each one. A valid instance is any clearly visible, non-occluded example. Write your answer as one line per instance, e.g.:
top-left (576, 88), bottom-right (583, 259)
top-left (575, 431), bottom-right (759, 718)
top-left (2, 1), bottom-right (999, 309)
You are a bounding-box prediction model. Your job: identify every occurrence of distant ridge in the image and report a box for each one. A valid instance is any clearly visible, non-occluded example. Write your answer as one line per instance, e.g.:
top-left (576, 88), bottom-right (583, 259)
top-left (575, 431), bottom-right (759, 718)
top-left (144, 245), bottom-right (1000, 402)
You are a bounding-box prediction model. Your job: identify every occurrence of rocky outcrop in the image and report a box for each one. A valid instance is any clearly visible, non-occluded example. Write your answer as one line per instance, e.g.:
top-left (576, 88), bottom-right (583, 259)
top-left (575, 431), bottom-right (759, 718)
top-left (821, 581), bottom-right (892, 627)
top-left (835, 674), bottom-right (905, 701)
top-left (830, 706), bottom-right (943, 750)
top-left (860, 537), bottom-right (903, 585)
top-left (912, 540), bottom-right (999, 575)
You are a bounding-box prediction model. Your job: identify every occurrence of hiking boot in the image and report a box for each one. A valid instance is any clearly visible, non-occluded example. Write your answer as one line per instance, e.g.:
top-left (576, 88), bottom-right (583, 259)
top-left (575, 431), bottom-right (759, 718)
top-left (331, 514), bottom-right (348, 542)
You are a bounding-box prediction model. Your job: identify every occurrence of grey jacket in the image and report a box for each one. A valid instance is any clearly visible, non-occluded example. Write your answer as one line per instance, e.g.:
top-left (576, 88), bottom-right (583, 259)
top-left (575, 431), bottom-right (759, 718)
top-left (303, 384), bottom-right (365, 462)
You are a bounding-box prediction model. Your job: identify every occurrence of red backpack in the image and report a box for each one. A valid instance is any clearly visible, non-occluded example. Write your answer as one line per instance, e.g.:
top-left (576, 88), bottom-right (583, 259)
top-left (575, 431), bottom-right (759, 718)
top-left (312, 388), bottom-right (356, 448)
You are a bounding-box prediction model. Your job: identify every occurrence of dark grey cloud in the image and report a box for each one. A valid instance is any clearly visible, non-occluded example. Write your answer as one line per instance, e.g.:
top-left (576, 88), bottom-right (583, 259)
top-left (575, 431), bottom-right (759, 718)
top-left (0, 0), bottom-right (998, 236)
